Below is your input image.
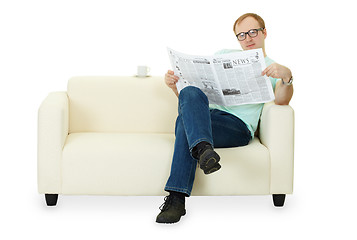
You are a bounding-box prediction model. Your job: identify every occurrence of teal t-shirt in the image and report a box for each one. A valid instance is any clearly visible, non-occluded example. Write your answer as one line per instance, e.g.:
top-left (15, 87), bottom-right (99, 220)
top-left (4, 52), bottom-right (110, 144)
top-left (210, 49), bottom-right (278, 139)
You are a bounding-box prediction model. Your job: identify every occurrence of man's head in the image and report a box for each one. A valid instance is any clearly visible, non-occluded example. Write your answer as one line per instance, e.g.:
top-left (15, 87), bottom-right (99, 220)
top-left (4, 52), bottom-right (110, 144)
top-left (233, 13), bottom-right (267, 55)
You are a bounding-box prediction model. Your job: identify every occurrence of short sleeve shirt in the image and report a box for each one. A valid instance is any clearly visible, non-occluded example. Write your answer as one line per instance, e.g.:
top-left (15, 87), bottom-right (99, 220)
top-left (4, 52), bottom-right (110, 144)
top-left (210, 49), bottom-right (278, 138)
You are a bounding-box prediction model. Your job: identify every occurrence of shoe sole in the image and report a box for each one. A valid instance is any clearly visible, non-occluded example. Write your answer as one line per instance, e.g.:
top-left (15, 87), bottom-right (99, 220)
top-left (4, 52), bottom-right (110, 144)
top-left (204, 163), bottom-right (221, 174)
top-left (156, 210), bottom-right (186, 224)
top-left (199, 149), bottom-right (221, 174)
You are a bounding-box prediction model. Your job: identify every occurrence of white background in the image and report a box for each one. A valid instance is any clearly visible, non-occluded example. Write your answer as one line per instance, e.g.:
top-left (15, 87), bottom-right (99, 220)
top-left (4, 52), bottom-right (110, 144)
top-left (1, 0), bottom-right (356, 239)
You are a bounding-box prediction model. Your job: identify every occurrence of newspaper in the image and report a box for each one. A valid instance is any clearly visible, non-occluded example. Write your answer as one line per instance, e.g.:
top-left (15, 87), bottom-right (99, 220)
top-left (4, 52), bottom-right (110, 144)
top-left (167, 47), bottom-right (275, 106)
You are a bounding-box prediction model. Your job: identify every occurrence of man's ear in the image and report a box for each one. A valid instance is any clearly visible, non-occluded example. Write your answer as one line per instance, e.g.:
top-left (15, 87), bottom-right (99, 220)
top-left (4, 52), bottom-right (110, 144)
top-left (263, 28), bottom-right (267, 39)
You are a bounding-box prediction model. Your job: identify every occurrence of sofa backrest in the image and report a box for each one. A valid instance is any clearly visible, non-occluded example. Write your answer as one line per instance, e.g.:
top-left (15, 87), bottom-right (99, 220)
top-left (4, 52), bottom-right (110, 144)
top-left (67, 76), bottom-right (178, 134)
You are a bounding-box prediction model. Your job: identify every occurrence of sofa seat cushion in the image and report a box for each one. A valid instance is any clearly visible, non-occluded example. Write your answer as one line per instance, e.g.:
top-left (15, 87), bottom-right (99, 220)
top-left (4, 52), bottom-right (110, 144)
top-left (62, 133), bottom-right (174, 195)
top-left (61, 133), bottom-right (270, 195)
top-left (193, 138), bottom-right (271, 195)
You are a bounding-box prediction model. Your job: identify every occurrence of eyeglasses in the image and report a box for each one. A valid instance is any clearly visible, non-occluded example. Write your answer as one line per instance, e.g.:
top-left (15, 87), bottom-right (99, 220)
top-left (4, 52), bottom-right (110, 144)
top-left (236, 28), bottom-right (265, 41)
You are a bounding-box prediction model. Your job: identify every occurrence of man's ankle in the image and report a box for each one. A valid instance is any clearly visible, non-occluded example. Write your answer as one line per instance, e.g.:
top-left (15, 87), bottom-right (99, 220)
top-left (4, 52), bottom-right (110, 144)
top-left (168, 191), bottom-right (186, 203)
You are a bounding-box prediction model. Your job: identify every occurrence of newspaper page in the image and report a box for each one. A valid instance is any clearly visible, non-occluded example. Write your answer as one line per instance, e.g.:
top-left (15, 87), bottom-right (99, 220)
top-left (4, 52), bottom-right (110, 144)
top-left (167, 47), bottom-right (275, 106)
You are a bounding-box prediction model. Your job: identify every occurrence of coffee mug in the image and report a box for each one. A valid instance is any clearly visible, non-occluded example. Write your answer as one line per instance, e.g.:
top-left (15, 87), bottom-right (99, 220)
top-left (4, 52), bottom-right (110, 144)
top-left (137, 66), bottom-right (150, 77)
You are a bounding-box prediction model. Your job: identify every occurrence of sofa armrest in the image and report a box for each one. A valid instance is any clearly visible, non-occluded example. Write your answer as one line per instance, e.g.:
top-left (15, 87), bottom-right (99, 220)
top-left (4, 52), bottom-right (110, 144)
top-left (259, 101), bottom-right (295, 194)
top-left (38, 92), bottom-right (69, 194)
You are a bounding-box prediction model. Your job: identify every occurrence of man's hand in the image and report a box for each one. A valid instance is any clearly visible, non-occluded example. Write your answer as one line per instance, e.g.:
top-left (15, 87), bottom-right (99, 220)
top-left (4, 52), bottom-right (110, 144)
top-left (262, 63), bottom-right (293, 105)
top-left (165, 70), bottom-right (179, 97)
top-left (262, 63), bottom-right (292, 83)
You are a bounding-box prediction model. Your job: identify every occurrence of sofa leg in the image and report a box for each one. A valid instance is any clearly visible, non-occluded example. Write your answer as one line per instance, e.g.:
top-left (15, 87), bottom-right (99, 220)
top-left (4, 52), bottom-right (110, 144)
top-left (45, 194), bottom-right (58, 206)
top-left (272, 194), bottom-right (285, 207)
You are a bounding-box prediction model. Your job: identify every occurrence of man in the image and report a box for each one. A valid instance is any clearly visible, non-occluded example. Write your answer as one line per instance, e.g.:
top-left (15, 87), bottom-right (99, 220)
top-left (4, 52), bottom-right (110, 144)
top-left (156, 13), bottom-right (293, 224)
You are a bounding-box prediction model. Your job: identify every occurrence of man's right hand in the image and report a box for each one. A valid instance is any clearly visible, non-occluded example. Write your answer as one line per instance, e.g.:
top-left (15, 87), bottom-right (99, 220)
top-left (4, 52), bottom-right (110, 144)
top-left (165, 70), bottom-right (179, 97)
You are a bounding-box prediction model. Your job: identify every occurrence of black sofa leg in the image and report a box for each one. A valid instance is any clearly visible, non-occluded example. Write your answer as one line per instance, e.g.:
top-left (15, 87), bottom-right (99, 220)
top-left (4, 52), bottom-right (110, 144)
top-left (45, 194), bottom-right (58, 206)
top-left (272, 194), bottom-right (285, 207)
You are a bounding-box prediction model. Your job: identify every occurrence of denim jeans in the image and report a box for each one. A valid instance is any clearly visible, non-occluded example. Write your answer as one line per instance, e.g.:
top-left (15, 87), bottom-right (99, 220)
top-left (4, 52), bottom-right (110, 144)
top-left (164, 86), bottom-right (252, 196)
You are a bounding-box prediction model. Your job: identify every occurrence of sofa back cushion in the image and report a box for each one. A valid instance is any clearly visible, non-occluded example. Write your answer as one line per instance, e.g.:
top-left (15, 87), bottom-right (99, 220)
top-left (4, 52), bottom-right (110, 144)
top-left (67, 76), bottom-right (178, 133)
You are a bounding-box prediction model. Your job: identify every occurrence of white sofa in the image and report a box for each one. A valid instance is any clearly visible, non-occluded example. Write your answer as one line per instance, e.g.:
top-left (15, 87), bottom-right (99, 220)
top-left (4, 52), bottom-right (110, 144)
top-left (38, 76), bottom-right (294, 206)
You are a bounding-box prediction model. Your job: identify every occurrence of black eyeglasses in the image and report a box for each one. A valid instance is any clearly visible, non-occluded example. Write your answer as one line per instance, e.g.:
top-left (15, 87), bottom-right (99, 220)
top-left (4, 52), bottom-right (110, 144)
top-left (236, 28), bottom-right (265, 41)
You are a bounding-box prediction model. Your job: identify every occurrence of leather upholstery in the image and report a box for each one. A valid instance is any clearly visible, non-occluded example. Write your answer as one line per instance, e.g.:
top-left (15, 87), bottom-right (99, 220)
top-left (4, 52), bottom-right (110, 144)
top-left (38, 76), bottom-right (294, 196)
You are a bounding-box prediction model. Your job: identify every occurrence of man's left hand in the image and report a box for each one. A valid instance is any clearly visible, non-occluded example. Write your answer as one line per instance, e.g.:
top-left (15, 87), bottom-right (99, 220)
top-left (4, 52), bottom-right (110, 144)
top-left (262, 63), bottom-right (292, 82)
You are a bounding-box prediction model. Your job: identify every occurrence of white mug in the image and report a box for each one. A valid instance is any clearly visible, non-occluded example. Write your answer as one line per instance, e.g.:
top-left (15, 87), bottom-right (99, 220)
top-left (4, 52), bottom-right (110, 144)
top-left (137, 66), bottom-right (150, 77)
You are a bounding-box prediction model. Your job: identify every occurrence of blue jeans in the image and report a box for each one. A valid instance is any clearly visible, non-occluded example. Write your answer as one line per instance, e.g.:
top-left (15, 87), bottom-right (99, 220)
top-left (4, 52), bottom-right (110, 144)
top-left (164, 86), bottom-right (252, 196)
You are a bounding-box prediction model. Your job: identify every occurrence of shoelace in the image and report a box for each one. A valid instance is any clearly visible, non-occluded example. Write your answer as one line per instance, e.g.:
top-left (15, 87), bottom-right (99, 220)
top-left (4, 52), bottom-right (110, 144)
top-left (159, 195), bottom-right (173, 211)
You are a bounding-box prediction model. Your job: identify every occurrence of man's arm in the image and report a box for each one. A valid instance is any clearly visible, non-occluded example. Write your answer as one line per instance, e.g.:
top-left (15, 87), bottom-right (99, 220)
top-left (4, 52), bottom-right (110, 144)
top-left (165, 70), bottom-right (179, 97)
top-left (262, 63), bottom-right (294, 105)
top-left (274, 80), bottom-right (294, 105)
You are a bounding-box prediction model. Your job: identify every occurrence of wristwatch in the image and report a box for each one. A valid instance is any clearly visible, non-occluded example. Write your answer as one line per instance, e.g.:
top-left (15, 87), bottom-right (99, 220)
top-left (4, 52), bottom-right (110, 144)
top-left (282, 76), bottom-right (293, 86)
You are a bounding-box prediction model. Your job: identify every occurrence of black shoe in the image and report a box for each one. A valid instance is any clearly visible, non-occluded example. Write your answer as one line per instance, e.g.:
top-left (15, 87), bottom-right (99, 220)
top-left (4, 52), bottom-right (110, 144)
top-left (197, 144), bottom-right (221, 174)
top-left (156, 195), bottom-right (186, 224)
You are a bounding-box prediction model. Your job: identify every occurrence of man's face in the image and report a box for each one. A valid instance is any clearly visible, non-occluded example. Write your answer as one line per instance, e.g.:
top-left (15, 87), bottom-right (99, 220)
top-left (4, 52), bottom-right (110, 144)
top-left (234, 17), bottom-right (267, 52)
